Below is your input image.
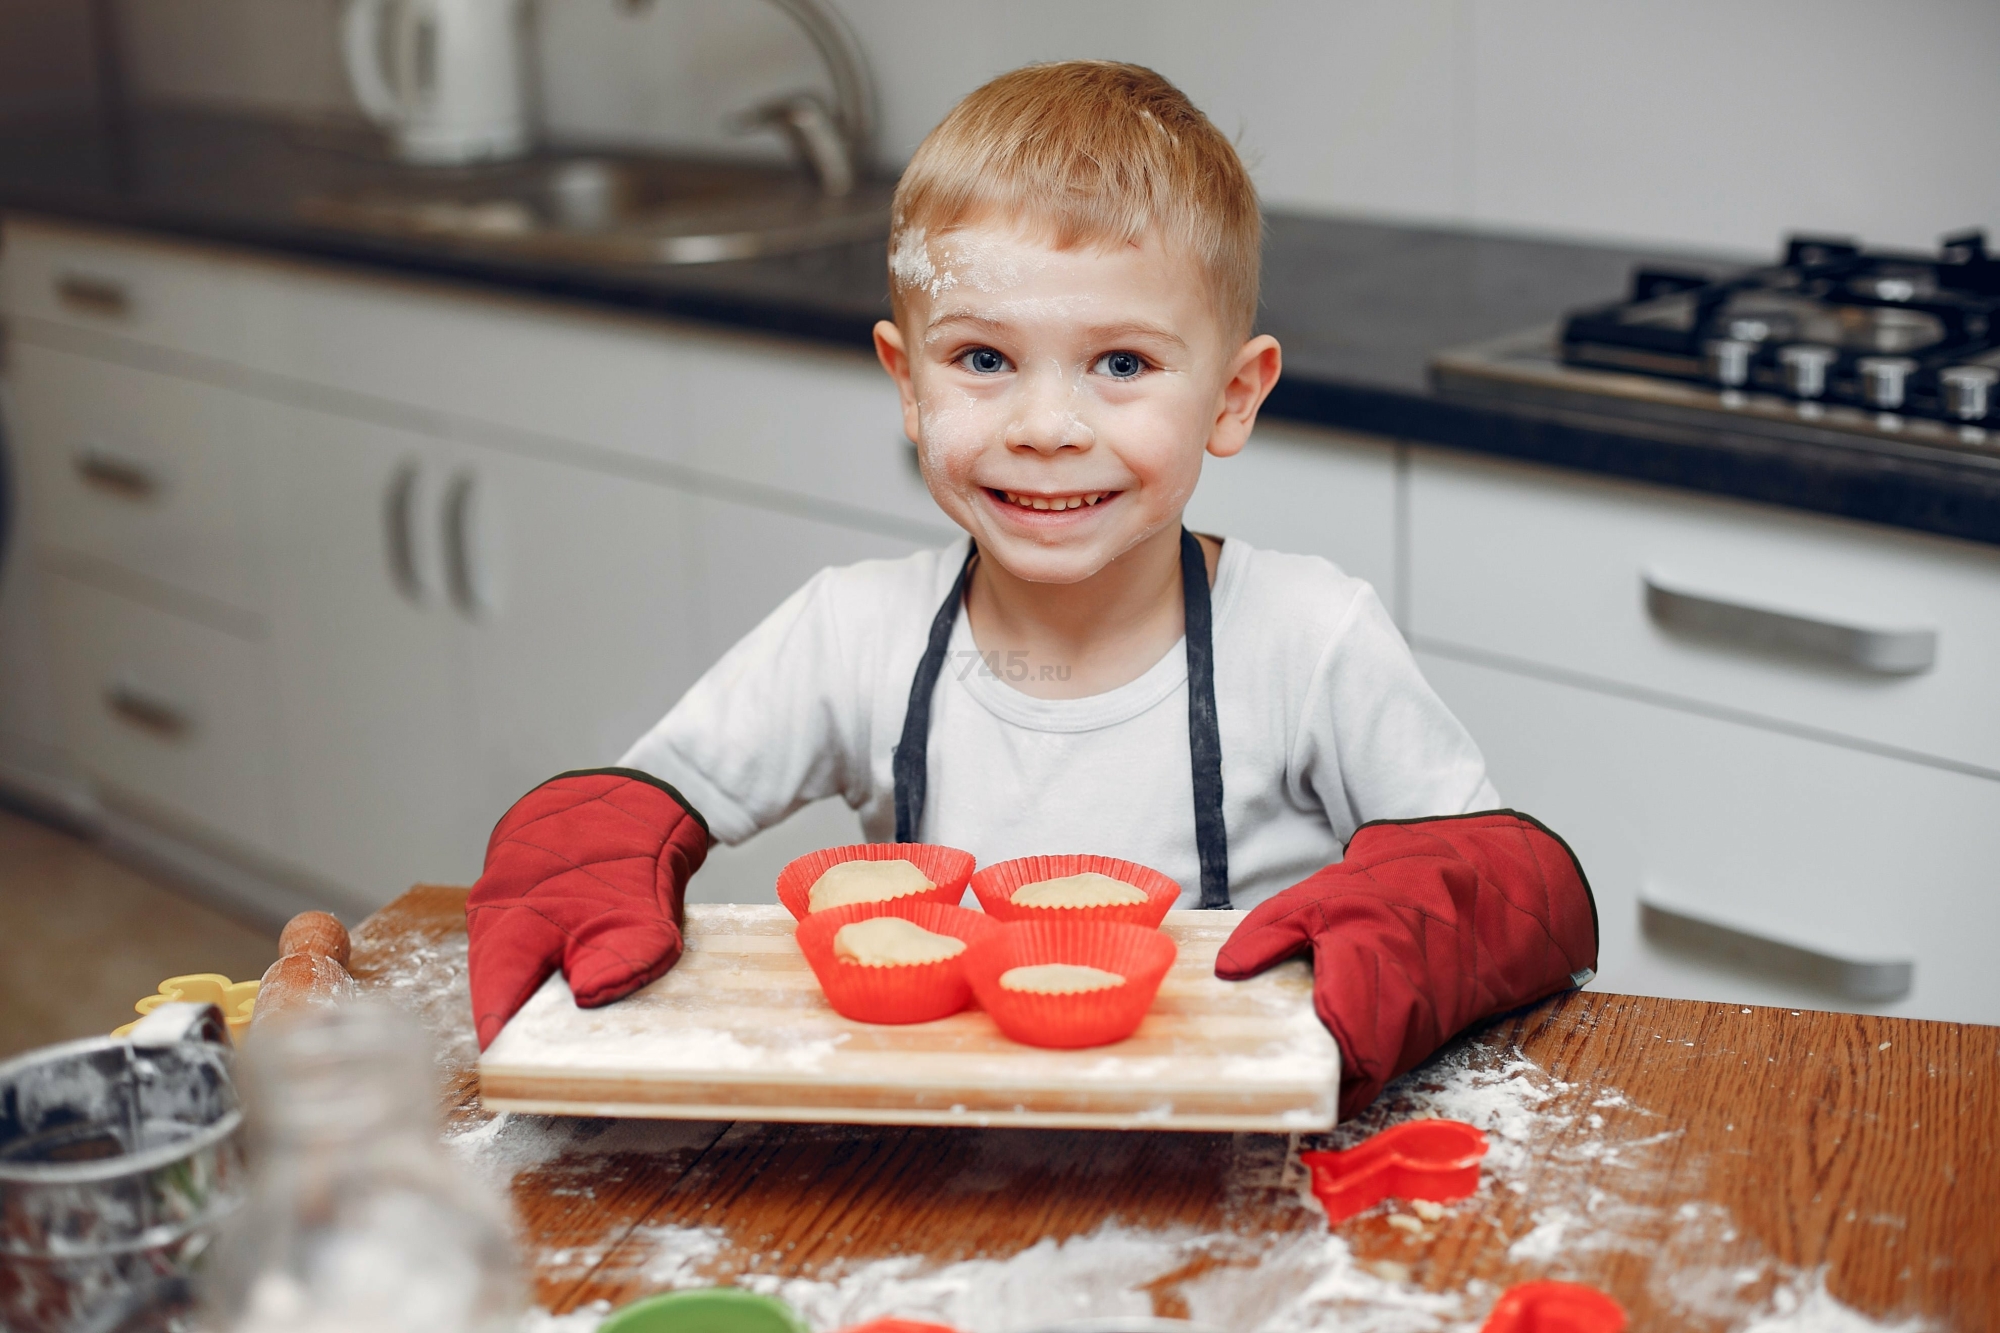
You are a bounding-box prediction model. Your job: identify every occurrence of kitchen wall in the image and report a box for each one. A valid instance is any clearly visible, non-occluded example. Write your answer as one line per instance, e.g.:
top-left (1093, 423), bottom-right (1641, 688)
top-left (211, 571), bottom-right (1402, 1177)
top-left (112, 0), bottom-right (2000, 259)
top-left (0, 0), bottom-right (102, 119)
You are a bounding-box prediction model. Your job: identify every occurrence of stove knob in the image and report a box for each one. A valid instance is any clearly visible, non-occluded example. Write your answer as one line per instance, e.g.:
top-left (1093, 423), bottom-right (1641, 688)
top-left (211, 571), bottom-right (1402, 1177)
top-left (1940, 365), bottom-right (1998, 421)
top-left (1704, 338), bottom-right (1754, 387)
top-left (1778, 344), bottom-right (1836, 399)
top-left (1857, 356), bottom-right (1918, 411)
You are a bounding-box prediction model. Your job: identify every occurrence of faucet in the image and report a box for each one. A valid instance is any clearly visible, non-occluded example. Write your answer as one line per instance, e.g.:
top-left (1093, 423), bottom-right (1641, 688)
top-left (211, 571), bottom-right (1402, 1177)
top-left (622, 0), bottom-right (877, 197)
top-left (754, 0), bottom-right (876, 195)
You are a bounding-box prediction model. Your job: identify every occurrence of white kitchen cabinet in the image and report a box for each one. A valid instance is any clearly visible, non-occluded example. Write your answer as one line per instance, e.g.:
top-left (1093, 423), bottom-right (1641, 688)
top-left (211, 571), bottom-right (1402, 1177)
top-left (10, 342), bottom-right (269, 616)
top-left (1185, 422), bottom-right (1399, 613)
top-left (445, 442), bottom-right (701, 860)
top-left (1418, 649), bottom-right (2000, 1025)
top-left (1406, 446), bottom-right (2000, 1025)
top-left (1408, 448), bottom-right (2000, 776)
top-left (5, 234), bottom-right (281, 862)
top-left (250, 256), bottom-right (940, 535)
top-left (0, 217), bottom-right (255, 365)
top-left (42, 573), bottom-right (290, 863)
top-left (681, 491), bottom-right (931, 904)
top-left (687, 491), bottom-right (932, 666)
top-left (257, 401), bottom-right (478, 910)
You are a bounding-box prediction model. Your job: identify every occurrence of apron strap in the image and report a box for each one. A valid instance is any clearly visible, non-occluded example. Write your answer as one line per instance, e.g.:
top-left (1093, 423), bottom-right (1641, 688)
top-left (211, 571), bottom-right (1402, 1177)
top-left (893, 543), bottom-right (979, 842)
top-left (892, 531), bottom-right (1231, 909)
top-left (1180, 528), bottom-right (1231, 909)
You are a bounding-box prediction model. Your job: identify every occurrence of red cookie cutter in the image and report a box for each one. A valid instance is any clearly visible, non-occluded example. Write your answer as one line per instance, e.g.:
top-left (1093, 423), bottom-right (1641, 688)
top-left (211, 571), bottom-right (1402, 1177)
top-left (835, 1323), bottom-right (962, 1333)
top-left (1299, 1118), bottom-right (1489, 1223)
top-left (1481, 1280), bottom-right (1627, 1333)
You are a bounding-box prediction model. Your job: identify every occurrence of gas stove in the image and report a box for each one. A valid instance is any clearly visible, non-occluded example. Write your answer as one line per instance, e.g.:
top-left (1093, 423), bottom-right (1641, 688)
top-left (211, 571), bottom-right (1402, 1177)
top-left (1432, 231), bottom-right (2000, 461)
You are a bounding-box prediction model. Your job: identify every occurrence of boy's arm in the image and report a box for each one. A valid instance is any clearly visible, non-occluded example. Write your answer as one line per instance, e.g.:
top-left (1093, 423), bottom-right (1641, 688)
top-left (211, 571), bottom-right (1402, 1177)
top-left (466, 571), bottom-right (868, 1048)
top-left (1220, 584), bottom-right (1594, 1118)
top-left (1291, 584), bottom-right (1499, 836)
top-left (1216, 810), bottom-right (1598, 1119)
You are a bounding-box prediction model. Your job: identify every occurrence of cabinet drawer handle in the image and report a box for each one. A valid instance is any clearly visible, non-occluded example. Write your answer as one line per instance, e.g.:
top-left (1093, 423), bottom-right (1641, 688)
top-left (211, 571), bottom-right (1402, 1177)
top-left (1643, 574), bottom-right (1936, 675)
top-left (443, 468), bottom-right (501, 619)
top-left (1640, 898), bottom-right (1913, 1001)
top-left (56, 272), bottom-right (134, 319)
top-left (104, 681), bottom-right (195, 739)
top-left (75, 448), bottom-right (162, 500)
top-left (384, 460), bottom-right (428, 603)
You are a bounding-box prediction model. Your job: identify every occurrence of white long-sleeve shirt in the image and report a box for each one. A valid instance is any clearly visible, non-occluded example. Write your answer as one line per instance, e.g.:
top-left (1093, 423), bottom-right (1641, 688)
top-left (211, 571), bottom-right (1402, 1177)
top-left (621, 537), bottom-right (1499, 912)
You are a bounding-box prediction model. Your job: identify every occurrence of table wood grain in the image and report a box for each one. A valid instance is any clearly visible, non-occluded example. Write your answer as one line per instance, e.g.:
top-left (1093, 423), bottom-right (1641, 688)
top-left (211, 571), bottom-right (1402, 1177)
top-left (351, 887), bottom-right (2000, 1331)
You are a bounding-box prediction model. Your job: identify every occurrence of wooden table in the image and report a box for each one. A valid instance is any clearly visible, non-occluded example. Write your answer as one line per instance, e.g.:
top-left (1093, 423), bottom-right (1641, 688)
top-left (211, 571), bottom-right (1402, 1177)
top-left (353, 887), bottom-right (2000, 1332)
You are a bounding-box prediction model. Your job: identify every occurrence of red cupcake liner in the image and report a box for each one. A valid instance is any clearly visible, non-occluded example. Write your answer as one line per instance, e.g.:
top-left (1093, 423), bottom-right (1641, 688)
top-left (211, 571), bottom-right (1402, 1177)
top-left (968, 854), bottom-right (1181, 927)
top-left (775, 843), bottom-right (975, 921)
top-left (795, 901), bottom-right (1001, 1024)
top-left (962, 918), bottom-right (1177, 1049)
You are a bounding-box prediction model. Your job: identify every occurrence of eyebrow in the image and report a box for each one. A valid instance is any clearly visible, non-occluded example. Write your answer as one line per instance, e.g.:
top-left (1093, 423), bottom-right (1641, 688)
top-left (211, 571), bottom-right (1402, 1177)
top-left (925, 311), bottom-right (1188, 349)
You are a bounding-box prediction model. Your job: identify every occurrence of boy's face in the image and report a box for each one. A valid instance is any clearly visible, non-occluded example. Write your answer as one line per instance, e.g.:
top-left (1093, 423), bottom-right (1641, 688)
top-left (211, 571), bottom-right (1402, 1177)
top-left (875, 218), bottom-right (1280, 586)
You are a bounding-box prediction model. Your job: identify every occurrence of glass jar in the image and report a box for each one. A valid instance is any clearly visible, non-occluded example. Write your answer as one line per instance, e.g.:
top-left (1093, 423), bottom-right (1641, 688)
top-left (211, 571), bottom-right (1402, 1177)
top-left (201, 1001), bottom-right (521, 1333)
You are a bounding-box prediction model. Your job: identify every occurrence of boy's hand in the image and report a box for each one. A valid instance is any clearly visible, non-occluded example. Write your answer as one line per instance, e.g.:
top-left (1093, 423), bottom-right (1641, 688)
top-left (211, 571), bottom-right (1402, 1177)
top-left (466, 768), bottom-right (709, 1049)
top-left (1214, 811), bottom-right (1597, 1119)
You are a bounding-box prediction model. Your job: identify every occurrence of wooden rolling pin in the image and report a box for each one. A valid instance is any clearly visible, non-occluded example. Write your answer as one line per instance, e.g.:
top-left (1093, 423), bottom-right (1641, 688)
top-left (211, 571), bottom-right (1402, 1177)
top-left (251, 910), bottom-right (361, 1029)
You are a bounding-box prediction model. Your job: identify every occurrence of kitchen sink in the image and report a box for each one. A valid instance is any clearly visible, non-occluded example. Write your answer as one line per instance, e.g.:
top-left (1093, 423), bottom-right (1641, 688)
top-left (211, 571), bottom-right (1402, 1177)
top-left (296, 153), bottom-right (893, 265)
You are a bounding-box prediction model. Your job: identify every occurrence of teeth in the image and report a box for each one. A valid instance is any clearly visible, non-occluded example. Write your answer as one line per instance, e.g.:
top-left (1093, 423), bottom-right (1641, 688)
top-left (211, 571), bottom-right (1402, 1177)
top-left (1002, 491), bottom-right (1108, 510)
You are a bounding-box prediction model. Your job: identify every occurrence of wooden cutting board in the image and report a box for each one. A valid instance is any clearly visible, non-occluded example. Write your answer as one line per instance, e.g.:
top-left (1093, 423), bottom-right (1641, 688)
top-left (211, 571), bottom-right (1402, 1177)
top-left (479, 905), bottom-right (1339, 1131)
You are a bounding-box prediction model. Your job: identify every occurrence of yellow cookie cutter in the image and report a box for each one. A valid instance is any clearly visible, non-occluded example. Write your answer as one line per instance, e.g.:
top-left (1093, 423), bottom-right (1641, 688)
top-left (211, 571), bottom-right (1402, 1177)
top-left (113, 973), bottom-right (261, 1042)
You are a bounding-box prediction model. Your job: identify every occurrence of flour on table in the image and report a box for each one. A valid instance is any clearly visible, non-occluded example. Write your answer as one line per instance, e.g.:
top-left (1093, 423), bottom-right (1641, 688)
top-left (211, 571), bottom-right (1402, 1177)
top-left (358, 926), bottom-right (1926, 1333)
top-left (1739, 1270), bottom-right (1933, 1333)
top-left (353, 918), bottom-right (477, 1084)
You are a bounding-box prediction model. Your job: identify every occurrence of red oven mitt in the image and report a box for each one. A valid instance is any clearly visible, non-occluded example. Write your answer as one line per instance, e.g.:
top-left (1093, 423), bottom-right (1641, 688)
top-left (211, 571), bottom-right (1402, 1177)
top-left (466, 768), bottom-right (709, 1049)
top-left (1215, 810), bottom-right (1597, 1120)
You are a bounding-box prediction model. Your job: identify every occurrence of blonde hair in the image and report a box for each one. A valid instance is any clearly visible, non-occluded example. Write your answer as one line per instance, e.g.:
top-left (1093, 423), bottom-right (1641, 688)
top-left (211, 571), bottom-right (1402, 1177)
top-left (889, 61), bottom-right (1261, 339)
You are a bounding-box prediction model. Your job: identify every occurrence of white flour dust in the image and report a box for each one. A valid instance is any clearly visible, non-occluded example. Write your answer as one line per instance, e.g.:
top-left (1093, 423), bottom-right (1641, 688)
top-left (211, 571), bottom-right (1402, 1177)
top-left (741, 1224), bottom-right (1464, 1333)
top-left (368, 930), bottom-right (1928, 1333)
top-left (439, 1040), bottom-right (1931, 1333)
top-left (520, 1304), bottom-right (610, 1333)
top-left (482, 975), bottom-right (847, 1073)
top-left (890, 226), bottom-right (953, 300)
top-left (1739, 1270), bottom-right (1933, 1333)
top-left (1332, 1046), bottom-right (1933, 1333)
top-left (355, 920), bottom-right (478, 1084)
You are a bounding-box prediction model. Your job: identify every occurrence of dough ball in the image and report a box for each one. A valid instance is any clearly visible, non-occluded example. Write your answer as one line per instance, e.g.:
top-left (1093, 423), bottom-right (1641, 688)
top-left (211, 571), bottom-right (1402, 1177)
top-left (832, 916), bottom-right (967, 968)
top-left (998, 963), bottom-right (1127, 995)
top-left (808, 858), bottom-right (935, 913)
top-left (1011, 872), bottom-right (1147, 909)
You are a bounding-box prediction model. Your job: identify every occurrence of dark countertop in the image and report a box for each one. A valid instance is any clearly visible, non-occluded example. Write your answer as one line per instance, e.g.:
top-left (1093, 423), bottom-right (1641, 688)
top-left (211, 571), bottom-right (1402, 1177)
top-left (5, 108), bottom-right (1999, 548)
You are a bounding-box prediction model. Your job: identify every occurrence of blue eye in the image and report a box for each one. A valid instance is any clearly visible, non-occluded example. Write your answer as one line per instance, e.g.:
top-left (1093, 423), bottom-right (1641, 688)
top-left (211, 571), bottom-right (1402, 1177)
top-left (1097, 350), bottom-right (1145, 380)
top-left (962, 347), bottom-right (1009, 374)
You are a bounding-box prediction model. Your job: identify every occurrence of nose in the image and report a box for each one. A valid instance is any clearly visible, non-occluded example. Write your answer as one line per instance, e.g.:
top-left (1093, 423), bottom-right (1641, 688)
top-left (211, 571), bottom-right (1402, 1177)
top-left (1003, 360), bottom-right (1094, 455)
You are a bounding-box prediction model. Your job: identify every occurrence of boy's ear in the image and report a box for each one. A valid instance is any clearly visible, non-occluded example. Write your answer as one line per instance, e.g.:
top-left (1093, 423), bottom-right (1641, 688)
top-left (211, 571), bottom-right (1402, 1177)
top-left (1207, 334), bottom-right (1283, 459)
top-left (874, 319), bottom-right (925, 447)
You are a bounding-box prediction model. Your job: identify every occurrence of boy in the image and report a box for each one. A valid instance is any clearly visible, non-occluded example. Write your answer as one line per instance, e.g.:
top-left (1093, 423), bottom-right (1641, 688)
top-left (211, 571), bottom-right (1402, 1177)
top-left (467, 63), bottom-right (1596, 1118)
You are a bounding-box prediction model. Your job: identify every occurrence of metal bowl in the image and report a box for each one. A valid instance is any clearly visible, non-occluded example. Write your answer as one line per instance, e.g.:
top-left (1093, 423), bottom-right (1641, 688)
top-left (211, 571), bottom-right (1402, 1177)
top-left (0, 1015), bottom-right (247, 1333)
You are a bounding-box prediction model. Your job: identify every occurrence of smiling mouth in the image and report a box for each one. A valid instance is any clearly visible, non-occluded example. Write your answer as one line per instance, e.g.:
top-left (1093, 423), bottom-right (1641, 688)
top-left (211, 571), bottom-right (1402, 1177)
top-left (993, 489), bottom-right (1115, 511)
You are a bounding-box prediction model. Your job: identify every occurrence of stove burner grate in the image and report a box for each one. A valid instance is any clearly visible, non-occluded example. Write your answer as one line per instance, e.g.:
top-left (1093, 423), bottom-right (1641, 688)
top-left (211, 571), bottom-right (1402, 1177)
top-left (1561, 230), bottom-right (2000, 425)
